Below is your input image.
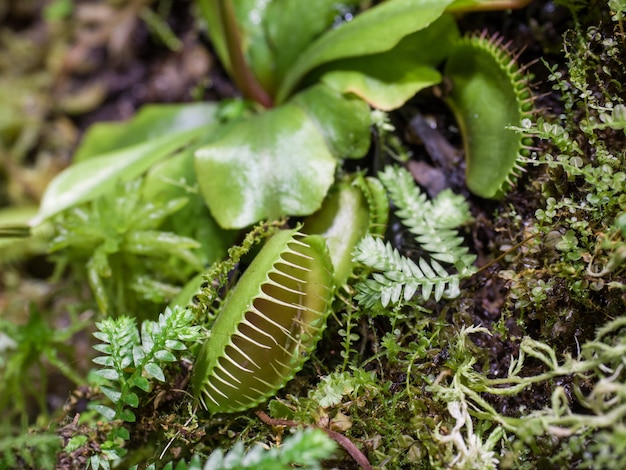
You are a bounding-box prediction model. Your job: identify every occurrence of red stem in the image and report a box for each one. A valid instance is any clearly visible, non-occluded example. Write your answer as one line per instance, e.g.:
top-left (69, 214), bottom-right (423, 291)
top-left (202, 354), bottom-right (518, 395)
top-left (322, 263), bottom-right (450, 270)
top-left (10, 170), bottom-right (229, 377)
top-left (218, 0), bottom-right (273, 108)
top-left (255, 410), bottom-right (373, 470)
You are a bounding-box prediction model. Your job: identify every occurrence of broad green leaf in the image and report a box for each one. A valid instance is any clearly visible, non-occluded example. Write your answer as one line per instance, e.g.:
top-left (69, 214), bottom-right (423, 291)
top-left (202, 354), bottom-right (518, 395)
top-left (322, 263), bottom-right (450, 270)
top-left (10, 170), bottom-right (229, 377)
top-left (276, 0), bottom-right (454, 103)
top-left (320, 15), bottom-right (459, 110)
top-left (33, 126), bottom-right (206, 225)
top-left (196, 0), bottom-right (270, 79)
top-left (197, 0), bottom-right (361, 97)
top-left (291, 84), bottom-right (371, 158)
top-left (446, 0), bottom-right (532, 13)
top-left (322, 64), bottom-right (440, 111)
top-left (195, 98), bottom-right (337, 229)
top-left (74, 103), bottom-right (218, 162)
top-left (260, 0), bottom-right (362, 95)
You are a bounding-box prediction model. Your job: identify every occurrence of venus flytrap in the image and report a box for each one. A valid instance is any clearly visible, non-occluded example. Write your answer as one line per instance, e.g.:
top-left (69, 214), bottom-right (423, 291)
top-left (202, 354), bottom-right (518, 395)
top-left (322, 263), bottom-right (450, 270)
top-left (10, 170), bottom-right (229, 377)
top-left (192, 229), bottom-right (336, 414)
top-left (33, 0), bottom-right (535, 236)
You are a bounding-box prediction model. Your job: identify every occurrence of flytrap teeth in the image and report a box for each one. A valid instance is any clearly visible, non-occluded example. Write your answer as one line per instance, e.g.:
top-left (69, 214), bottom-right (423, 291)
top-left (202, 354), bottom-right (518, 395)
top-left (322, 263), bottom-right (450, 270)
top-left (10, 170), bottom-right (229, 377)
top-left (193, 228), bottom-right (334, 414)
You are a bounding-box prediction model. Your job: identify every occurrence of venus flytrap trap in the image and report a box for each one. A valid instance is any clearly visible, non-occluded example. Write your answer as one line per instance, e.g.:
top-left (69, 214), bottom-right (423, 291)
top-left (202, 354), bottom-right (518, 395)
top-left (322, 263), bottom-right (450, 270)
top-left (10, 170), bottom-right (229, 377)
top-left (444, 32), bottom-right (536, 198)
top-left (192, 229), bottom-right (336, 414)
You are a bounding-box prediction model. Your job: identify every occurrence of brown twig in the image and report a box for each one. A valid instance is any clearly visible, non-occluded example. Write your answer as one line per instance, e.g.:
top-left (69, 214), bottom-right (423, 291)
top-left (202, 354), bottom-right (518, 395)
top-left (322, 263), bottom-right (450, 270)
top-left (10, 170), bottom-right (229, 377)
top-left (255, 410), bottom-right (373, 470)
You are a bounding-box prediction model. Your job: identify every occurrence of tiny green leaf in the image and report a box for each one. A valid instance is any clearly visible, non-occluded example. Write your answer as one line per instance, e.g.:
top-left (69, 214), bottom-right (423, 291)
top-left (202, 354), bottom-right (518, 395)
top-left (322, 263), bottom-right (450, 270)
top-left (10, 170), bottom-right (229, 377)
top-left (130, 376), bottom-right (151, 392)
top-left (95, 369), bottom-right (120, 381)
top-left (123, 392), bottom-right (139, 408)
top-left (119, 408), bottom-right (136, 423)
top-left (144, 362), bottom-right (165, 382)
top-left (154, 350), bottom-right (177, 362)
top-left (92, 356), bottom-right (114, 367)
top-left (100, 386), bottom-right (122, 403)
top-left (114, 427), bottom-right (130, 441)
top-left (90, 404), bottom-right (116, 421)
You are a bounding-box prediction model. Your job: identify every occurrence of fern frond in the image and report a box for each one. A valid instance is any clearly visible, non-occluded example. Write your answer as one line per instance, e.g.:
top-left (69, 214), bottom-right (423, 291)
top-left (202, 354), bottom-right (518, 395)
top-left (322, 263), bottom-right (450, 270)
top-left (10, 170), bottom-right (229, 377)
top-left (353, 166), bottom-right (477, 309)
top-left (353, 236), bottom-right (463, 308)
top-left (91, 306), bottom-right (201, 423)
top-left (202, 428), bottom-right (336, 470)
top-left (378, 166), bottom-right (476, 270)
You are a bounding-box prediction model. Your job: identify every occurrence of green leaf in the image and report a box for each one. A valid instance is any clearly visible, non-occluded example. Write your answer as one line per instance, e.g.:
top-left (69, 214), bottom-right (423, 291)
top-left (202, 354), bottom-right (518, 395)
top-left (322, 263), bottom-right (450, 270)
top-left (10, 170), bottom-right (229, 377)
top-left (279, 428), bottom-right (337, 466)
top-left (142, 149), bottom-right (237, 266)
top-left (64, 435), bottom-right (88, 453)
top-left (129, 376), bottom-right (150, 392)
top-left (320, 15), bottom-right (459, 111)
top-left (92, 355), bottom-right (114, 367)
top-left (260, 0), bottom-right (362, 95)
top-left (195, 98), bottom-right (337, 229)
top-left (154, 350), bottom-right (177, 362)
top-left (144, 362), bottom-right (165, 382)
top-left (34, 127), bottom-right (207, 224)
top-left (114, 427), bottom-right (130, 440)
top-left (197, 0), bottom-right (271, 82)
top-left (290, 84), bottom-right (371, 159)
top-left (276, 0), bottom-right (454, 103)
top-left (322, 65), bottom-right (440, 111)
top-left (101, 386), bottom-right (122, 403)
top-left (119, 408), bottom-right (136, 422)
top-left (95, 369), bottom-right (120, 381)
top-left (164, 339), bottom-right (187, 350)
top-left (123, 392), bottom-right (139, 408)
top-left (90, 404), bottom-right (116, 421)
top-left (74, 103), bottom-right (218, 162)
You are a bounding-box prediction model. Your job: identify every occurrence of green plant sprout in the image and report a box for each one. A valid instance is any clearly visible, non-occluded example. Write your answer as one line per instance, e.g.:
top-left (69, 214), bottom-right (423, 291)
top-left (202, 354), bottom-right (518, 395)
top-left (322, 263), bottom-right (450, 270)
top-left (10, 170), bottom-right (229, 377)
top-left (48, 180), bottom-right (206, 315)
top-left (87, 306), bottom-right (201, 468)
top-left (0, 304), bottom-right (87, 426)
top-left (354, 166), bottom-right (477, 309)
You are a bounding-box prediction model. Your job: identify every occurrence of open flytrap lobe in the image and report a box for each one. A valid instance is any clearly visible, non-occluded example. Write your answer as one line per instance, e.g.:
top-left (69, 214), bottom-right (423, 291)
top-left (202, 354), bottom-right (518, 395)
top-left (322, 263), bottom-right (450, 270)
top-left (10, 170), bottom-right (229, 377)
top-left (444, 31), bottom-right (537, 199)
top-left (192, 228), bottom-right (335, 414)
